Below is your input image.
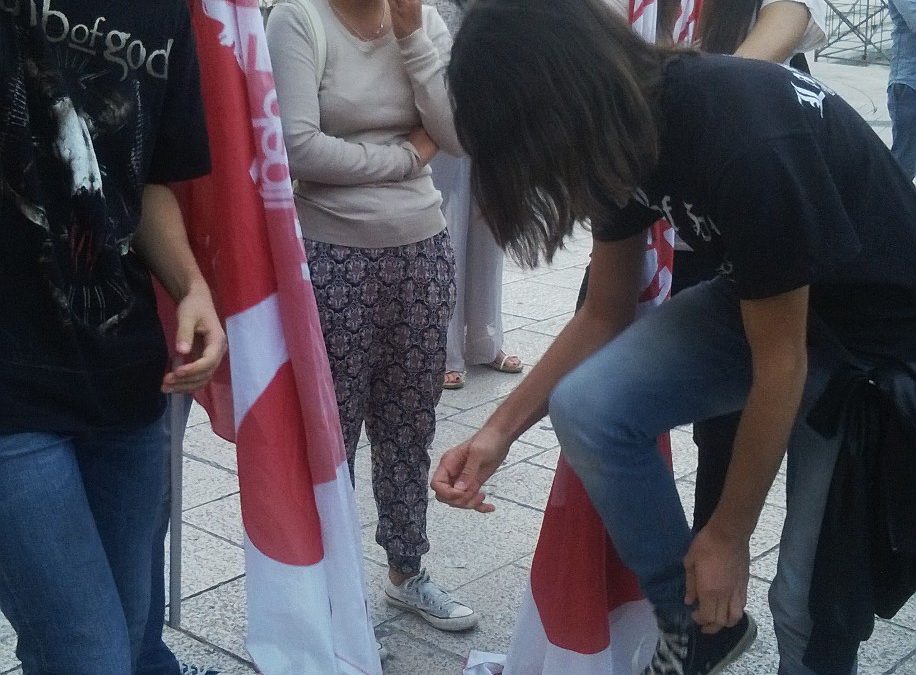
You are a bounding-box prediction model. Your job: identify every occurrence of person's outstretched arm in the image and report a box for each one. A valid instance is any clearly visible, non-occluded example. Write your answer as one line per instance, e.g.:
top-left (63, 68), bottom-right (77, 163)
top-left (134, 184), bottom-right (227, 394)
top-left (431, 231), bottom-right (646, 511)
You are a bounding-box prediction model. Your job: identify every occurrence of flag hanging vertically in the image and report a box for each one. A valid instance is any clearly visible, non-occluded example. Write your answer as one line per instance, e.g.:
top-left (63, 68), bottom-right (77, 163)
top-left (672, 0), bottom-right (702, 44)
top-left (491, 3), bottom-right (698, 673)
top-left (173, 1), bottom-right (380, 672)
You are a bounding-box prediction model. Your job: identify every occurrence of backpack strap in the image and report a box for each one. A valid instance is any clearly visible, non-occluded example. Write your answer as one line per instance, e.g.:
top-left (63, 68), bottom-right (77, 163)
top-left (265, 0), bottom-right (328, 86)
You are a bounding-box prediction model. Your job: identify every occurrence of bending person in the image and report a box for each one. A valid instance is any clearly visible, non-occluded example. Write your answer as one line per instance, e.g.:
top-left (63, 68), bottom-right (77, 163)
top-left (432, 1), bottom-right (916, 674)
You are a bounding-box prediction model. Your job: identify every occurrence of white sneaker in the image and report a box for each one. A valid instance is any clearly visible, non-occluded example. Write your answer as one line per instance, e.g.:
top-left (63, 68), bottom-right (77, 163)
top-left (384, 568), bottom-right (478, 631)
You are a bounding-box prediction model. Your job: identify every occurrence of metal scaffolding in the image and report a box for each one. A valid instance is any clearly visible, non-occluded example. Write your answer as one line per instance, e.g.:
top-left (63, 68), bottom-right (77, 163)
top-left (816, 0), bottom-right (894, 64)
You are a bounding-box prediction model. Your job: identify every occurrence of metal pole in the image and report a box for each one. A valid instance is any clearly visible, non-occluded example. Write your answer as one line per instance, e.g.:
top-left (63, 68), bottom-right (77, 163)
top-left (167, 392), bottom-right (187, 628)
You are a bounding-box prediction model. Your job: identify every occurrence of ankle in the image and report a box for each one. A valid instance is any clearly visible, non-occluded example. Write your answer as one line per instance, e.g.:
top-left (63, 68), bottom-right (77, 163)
top-left (388, 568), bottom-right (413, 586)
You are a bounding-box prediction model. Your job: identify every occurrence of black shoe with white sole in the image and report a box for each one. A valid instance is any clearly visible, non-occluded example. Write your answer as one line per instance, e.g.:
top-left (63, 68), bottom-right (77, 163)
top-left (641, 612), bottom-right (757, 675)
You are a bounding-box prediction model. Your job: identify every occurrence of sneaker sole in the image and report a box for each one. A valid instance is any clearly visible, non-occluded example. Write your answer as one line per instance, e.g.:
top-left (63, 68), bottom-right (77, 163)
top-left (384, 593), bottom-right (479, 632)
top-left (707, 614), bottom-right (758, 675)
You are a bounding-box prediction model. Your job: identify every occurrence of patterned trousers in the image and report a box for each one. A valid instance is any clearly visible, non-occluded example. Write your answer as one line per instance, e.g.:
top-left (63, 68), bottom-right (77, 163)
top-left (305, 231), bottom-right (455, 575)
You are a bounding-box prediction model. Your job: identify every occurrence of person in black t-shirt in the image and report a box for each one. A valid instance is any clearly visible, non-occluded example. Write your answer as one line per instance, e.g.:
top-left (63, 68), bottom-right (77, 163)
top-left (429, 1), bottom-right (916, 674)
top-left (0, 2), bottom-right (225, 672)
top-left (577, 0), bottom-right (828, 543)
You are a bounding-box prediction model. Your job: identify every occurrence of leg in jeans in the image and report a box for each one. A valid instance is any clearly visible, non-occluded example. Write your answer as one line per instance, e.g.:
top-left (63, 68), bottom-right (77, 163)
top-left (366, 233), bottom-right (455, 575)
top-left (582, 254), bottom-right (741, 536)
top-left (888, 83), bottom-right (916, 181)
top-left (0, 419), bottom-right (165, 674)
top-left (671, 250), bottom-right (740, 535)
top-left (77, 419), bottom-right (170, 669)
top-left (551, 276), bottom-right (851, 668)
top-left (769, 351), bottom-right (854, 674)
top-left (139, 394), bottom-right (192, 675)
top-left (549, 278), bottom-right (753, 622)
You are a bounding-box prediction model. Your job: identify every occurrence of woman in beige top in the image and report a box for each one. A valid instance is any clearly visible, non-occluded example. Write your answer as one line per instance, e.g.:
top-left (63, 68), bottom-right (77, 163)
top-left (267, 0), bottom-right (476, 635)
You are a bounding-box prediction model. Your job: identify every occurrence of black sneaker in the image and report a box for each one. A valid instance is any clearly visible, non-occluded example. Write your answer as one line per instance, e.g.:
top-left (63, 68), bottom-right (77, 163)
top-left (641, 612), bottom-right (757, 675)
top-left (692, 613), bottom-right (757, 674)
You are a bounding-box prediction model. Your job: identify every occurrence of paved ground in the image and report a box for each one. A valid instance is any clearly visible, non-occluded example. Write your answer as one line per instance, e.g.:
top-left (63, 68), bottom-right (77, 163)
top-left (0, 60), bottom-right (912, 674)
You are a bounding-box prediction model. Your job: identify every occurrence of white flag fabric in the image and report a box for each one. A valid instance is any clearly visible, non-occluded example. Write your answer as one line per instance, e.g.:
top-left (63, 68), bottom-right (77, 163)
top-left (172, 2), bottom-right (381, 672)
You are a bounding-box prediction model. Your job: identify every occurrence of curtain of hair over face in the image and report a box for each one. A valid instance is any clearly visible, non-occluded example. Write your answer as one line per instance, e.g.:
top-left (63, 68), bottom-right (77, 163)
top-left (447, 0), bottom-right (667, 267)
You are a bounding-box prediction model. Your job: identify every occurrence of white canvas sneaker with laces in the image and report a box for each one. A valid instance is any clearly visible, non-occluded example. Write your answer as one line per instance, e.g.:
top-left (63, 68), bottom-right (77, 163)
top-left (384, 568), bottom-right (478, 631)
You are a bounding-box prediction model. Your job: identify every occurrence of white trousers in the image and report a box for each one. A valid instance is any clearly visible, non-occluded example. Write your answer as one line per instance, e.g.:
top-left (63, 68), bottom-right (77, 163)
top-left (430, 153), bottom-right (506, 372)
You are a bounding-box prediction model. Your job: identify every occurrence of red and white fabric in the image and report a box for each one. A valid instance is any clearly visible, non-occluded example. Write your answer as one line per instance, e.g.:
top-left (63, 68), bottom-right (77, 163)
top-left (468, 4), bottom-right (697, 673)
top-left (630, 0), bottom-right (660, 41)
top-left (169, 2), bottom-right (380, 673)
top-left (672, 0), bottom-right (702, 44)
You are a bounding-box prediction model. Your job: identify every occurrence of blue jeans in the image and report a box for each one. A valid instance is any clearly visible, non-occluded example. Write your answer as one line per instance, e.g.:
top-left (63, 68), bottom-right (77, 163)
top-left (549, 278), bottom-right (854, 674)
top-left (0, 418), bottom-right (166, 674)
top-left (889, 83), bottom-right (916, 181)
top-left (138, 394), bottom-right (192, 675)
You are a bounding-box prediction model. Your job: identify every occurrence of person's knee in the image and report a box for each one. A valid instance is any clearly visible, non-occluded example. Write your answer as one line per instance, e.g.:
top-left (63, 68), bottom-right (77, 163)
top-left (551, 362), bottom-right (645, 441)
top-left (550, 367), bottom-right (630, 472)
top-left (548, 369), bottom-right (592, 444)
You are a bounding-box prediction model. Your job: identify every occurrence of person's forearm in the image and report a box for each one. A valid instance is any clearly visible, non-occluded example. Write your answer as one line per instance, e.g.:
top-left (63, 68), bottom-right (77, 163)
top-left (399, 29), bottom-right (464, 156)
top-left (482, 233), bottom-right (645, 443)
top-left (287, 131), bottom-right (421, 185)
top-left (710, 353), bottom-right (807, 540)
top-left (734, 1), bottom-right (810, 62)
top-left (134, 184), bottom-right (208, 302)
top-left (484, 305), bottom-right (630, 442)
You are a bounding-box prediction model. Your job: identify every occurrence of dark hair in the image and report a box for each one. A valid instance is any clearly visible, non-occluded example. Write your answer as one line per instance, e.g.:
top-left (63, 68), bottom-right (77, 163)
top-left (448, 0), bottom-right (675, 266)
top-left (697, 0), bottom-right (762, 54)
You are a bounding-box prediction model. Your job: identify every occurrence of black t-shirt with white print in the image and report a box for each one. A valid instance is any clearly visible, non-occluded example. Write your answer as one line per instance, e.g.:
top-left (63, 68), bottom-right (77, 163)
top-left (593, 54), bottom-right (916, 358)
top-left (0, 0), bottom-right (211, 434)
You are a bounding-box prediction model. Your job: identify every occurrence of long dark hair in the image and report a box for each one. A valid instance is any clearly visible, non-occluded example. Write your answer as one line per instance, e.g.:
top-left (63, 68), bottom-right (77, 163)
top-left (448, 0), bottom-right (676, 266)
top-left (697, 0), bottom-right (762, 54)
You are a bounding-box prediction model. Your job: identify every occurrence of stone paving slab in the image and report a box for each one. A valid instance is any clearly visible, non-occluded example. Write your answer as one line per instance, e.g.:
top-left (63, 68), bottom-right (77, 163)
top-left (383, 564), bottom-right (530, 660)
top-left (362, 498), bottom-right (543, 593)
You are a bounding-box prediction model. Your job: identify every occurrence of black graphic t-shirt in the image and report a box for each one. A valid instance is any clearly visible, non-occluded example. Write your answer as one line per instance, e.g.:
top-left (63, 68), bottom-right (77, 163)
top-left (593, 54), bottom-right (916, 357)
top-left (0, 0), bottom-right (211, 433)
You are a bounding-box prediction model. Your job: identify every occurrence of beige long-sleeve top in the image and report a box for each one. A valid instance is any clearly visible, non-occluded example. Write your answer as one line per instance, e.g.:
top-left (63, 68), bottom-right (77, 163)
top-left (267, 0), bottom-right (461, 248)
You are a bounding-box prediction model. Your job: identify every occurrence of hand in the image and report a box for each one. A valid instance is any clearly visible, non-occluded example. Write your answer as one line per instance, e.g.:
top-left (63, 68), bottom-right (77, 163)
top-left (431, 427), bottom-right (510, 513)
top-left (406, 126), bottom-right (438, 167)
top-left (684, 522), bottom-right (751, 634)
top-left (161, 281), bottom-right (227, 394)
top-left (388, 0), bottom-right (422, 39)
